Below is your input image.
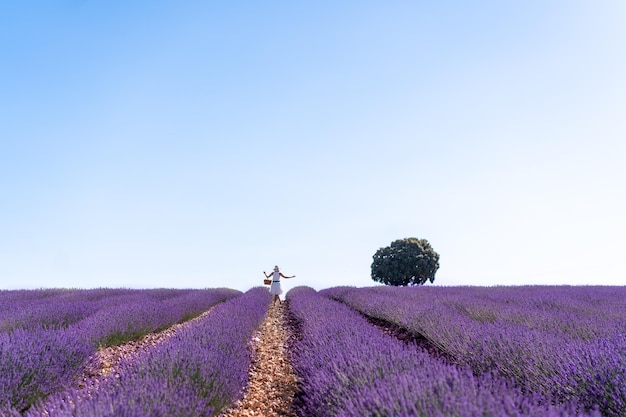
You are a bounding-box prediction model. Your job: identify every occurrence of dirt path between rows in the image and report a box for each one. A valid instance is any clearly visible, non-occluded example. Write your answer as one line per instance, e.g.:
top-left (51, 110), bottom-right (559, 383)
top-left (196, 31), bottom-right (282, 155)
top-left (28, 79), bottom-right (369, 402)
top-left (79, 308), bottom-right (216, 389)
top-left (220, 301), bottom-right (298, 417)
top-left (31, 308), bottom-right (217, 416)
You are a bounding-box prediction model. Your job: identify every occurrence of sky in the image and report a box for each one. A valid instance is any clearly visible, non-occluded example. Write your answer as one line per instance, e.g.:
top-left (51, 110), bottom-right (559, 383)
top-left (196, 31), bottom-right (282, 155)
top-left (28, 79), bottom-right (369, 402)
top-left (1, 1), bottom-right (625, 293)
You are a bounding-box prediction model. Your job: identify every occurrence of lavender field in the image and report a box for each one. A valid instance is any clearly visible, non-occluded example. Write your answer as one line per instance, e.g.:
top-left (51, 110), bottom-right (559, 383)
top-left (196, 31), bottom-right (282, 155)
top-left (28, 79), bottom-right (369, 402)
top-left (1, 285), bottom-right (624, 416)
top-left (320, 285), bottom-right (626, 416)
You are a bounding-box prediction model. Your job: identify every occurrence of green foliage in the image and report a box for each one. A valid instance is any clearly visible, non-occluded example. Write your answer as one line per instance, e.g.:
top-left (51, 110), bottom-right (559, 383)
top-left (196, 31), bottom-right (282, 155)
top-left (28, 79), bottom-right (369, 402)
top-left (99, 329), bottom-right (152, 347)
top-left (371, 237), bottom-right (440, 286)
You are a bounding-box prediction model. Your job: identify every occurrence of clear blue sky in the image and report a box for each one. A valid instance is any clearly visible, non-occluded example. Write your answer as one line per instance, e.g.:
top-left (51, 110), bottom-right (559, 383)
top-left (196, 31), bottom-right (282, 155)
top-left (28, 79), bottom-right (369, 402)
top-left (1, 1), bottom-right (625, 292)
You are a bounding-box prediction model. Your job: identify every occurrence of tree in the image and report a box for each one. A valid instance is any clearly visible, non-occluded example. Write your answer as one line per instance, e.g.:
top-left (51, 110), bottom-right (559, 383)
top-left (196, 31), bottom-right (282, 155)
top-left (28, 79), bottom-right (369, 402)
top-left (371, 237), bottom-right (440, 286)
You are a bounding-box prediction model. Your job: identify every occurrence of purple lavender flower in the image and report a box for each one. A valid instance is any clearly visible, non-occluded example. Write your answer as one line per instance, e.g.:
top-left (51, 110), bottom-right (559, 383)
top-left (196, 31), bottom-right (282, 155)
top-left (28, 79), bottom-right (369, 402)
top-left (0, 288), bottom-right (240, 414)
top-left (290, 286), bottom-right (598, 417)
top-left (29, 287), bottom-right (271, 417)
top-left (323, 285), bottom-right (625, 416)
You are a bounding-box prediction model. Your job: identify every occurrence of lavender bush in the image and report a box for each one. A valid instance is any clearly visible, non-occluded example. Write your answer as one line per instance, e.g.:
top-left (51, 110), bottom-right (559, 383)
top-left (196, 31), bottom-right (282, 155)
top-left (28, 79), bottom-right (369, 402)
top-left (0, 289), bottom-right (101, 332)
top-left (29, 287), bottom-right (271, 417)
top-left (0, 288), bottom-right (218, 333)
top-left (0, 328), bottom-right (92, 412)
top-left (287, 286), bottom-right (594, 417)
top-left (323, 285), bottom-right (626, 416)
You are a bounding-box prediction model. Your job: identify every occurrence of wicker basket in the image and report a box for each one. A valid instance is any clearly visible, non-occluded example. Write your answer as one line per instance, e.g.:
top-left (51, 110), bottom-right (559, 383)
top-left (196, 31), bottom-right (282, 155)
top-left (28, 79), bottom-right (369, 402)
top-left (264, 279), bottom-right (272, 285)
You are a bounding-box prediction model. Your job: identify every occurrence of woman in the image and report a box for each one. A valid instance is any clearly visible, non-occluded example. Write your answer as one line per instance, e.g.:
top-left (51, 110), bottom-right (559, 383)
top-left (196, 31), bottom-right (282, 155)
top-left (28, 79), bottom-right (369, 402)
top-left (264, 265), bottom-right (295, 304)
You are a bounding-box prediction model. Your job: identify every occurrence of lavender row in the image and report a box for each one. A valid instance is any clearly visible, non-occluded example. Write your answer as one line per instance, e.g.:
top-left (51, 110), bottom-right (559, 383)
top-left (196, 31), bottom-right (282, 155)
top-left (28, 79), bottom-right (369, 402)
top-left (286, 286), bottom-right (593, 417)
top-left (323, 285), bottom-right (626, 416)
top-left (75, 288), bottom-right (241, 347)
top-left (0, 288), bottom-right (239, 414)
top-left (0, 288), bottom-right (243, 334)
top-left (0, 328), bottom-right (92, 415)
top-left (0, 288), bottom-right (179, 331)
top-left (26, 287), bottom-right (271, 417)
top-left (0, 288), bottom-right (113, 332)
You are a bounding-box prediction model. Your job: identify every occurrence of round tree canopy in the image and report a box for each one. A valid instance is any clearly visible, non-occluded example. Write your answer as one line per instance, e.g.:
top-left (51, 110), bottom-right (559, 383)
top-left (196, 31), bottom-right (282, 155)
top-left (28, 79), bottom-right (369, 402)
top-left (371, 237), bottom-right (440, 286)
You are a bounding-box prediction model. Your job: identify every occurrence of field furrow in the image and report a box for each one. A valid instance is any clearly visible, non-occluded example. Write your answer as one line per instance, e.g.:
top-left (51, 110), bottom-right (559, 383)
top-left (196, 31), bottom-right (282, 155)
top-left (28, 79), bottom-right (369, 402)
top-left (220, 301), bottom-right (298, 417)
top-left (79, 307), bottom-right (217, 396)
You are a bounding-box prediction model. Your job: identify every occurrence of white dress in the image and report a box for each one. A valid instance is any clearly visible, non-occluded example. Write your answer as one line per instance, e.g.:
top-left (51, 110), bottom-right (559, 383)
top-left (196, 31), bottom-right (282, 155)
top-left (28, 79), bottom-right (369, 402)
top-left (269, 271), bottom-right (282, 295)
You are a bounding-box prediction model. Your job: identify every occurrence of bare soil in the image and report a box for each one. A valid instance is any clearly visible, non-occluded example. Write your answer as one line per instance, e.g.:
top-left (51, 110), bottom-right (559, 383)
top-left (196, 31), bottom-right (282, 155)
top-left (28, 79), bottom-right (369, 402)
top-left (31, 309), bottom-right (216, 416)
top-left (362, 314), bottom-right (456, 365)
top-left (220, 301), bottom-right (298, 417)
top-left (78, 308), bottom-right (216, 390)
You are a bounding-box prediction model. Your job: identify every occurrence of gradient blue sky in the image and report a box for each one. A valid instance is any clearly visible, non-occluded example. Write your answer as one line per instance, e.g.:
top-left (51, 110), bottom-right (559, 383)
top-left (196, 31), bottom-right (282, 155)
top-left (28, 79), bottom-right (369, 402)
top-left (1, 1), bottom-right (625, 292)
